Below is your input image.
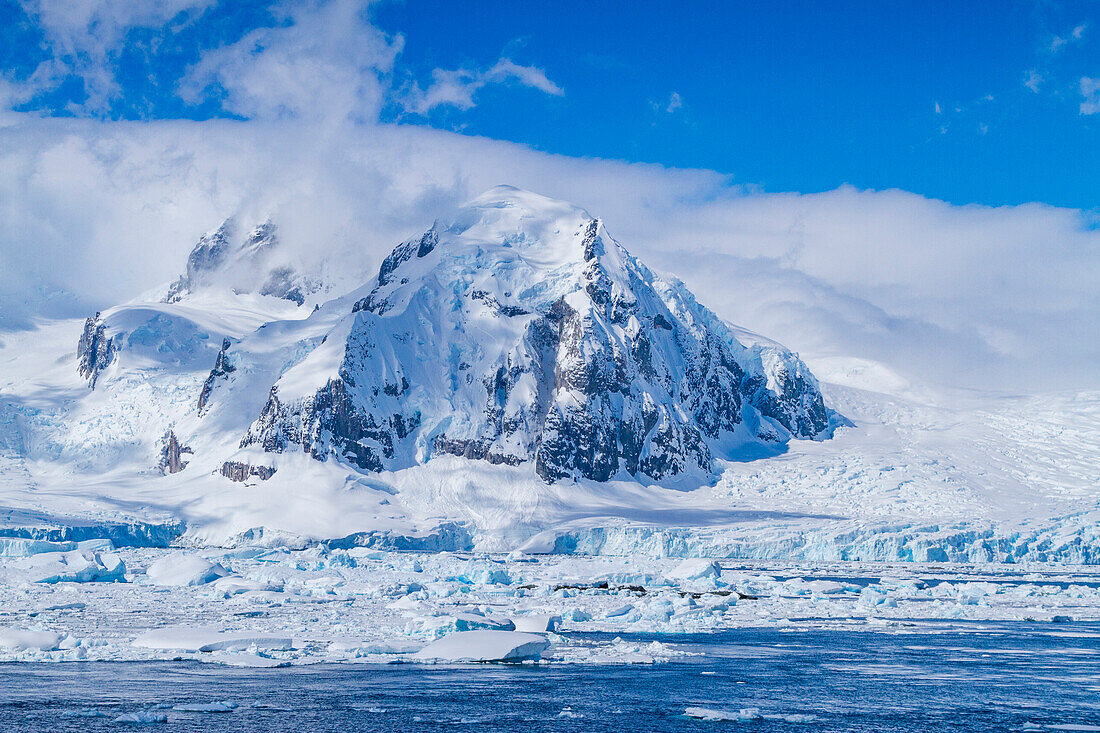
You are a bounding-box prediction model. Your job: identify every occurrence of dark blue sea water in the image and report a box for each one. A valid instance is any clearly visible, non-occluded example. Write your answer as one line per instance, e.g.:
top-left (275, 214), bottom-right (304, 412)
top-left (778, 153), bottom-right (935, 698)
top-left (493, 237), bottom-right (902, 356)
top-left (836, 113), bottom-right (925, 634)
top-left (5, 622), bottom-right (1100, 731)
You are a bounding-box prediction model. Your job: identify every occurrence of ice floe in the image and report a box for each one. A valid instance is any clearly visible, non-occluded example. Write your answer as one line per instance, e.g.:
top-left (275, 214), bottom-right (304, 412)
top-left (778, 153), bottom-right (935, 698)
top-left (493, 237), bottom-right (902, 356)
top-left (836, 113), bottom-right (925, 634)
top-left (412, 630), bottom-right (550, 663)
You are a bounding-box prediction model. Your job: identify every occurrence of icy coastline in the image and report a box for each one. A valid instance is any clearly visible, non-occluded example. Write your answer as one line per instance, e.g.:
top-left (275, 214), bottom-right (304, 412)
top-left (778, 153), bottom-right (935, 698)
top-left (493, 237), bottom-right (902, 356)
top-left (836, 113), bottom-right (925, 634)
top-left (2, 536), bottom-right (1099, 667)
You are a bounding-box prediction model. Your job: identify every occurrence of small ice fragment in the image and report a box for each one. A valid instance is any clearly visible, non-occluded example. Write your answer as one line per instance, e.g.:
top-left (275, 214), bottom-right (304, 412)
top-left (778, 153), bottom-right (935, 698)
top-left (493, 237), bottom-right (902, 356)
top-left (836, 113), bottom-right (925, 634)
top-left (451, 612), bottom-right (515, 632)
top-left (172, 701), bottom-right (237, 713)
top-left (685, 707), bottom-right (762, 721)
top-left (114, 711), bottom-right (168, 724)
top-left (512, 614), bottom-right (561, 632)
top-left (62, 708), bottom-right (106, 718)
top-left (604, 604), bottom-right (633, 618)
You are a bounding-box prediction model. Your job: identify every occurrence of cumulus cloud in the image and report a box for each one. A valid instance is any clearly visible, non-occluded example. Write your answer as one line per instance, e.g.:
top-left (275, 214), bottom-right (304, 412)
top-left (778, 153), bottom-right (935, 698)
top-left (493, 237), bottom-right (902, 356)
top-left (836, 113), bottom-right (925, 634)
top-left (401, 57), bottom-right (563, 115)
top-left (1023, 69), bottom-right (1043, 93)
top-left (15, 0), bottom-right (214, 111)
top-left (1050, 23), bottom-right (1088, 53)
top-left (1, 116), bottom-right (1097, 393)
top-left (179, 0), bottom-right (403, 122)
top-left (1081, 77), bottom-right (1100, 115)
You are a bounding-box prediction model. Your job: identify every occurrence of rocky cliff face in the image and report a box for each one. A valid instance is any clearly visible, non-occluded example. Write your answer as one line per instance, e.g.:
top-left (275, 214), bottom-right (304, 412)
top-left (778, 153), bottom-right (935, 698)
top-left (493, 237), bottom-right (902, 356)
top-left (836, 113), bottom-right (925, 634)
top-left (197, 338), bottom-right (236, 413)
top-left (165, 219), bottom-right (319, 306)
top-left (77, 312), bottom-right (116, 389)
top-left (234, 187), bottom-right (834, 485)
top-left (158, 430), bottom-right (192, 474)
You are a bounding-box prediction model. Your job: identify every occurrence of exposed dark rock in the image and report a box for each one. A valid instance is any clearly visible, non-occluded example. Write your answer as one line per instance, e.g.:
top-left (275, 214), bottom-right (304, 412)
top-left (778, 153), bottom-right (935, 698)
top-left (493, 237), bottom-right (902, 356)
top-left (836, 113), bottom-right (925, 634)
top-left (198, 338), bottom-right (236, 413)
top-left (158, 430), bottom-right (193, 474)
top-left (378, 226), bottom-right (438, 287)
top-left (77, 312), bottom-right (116, 389)
top-left (240, 381), bottom-right (420, 473)
top-left (220, 460), bottom-right (276, 482)
top-left (260, 266), bottom-right (307, 305)
top-left (165, 219), bottom-right (235, 302)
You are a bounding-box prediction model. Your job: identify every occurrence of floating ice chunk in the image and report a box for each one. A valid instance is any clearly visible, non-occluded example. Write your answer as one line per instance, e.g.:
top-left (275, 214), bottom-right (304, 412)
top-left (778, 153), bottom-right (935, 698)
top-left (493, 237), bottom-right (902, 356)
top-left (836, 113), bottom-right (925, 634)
top-left (451, 612), bottom-right (515, 632)
top-left (604, 604), bottom-right (634, 618)
top-left (412, 631), bottom-right (550, 663)
top-left (62, 708), bottom-right (106, 718)
top-left (803, 580), bottom-right (847, 595)
top-left (685, 706), bottom-right (762, 721)
top-left (19, 550), bottom-right (126, 583)
top-left (145, 554), bottom-right (229, 586)
top-left (113, 711), bottom-right (168, 724)
top-left (172, 701), bottom-right (237, 713)
top-left (668, 559), bottom-right (721, 582)
top-left (132, 626), bottom-right (293, 653)
top-left (0, 628), bottom-right (62, 651)
top-left (212, 576), bottom-right (280, 596)
top-left (512, 614), bottom-right (562, 632)
top-left (211, 653), bottom-right (288, 668)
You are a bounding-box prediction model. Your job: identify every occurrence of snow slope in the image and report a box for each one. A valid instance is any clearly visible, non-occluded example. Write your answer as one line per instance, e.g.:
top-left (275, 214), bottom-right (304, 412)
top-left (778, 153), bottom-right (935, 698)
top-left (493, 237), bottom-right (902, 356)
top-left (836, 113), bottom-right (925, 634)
top-left (0, 187), bottom-right (1097, 560)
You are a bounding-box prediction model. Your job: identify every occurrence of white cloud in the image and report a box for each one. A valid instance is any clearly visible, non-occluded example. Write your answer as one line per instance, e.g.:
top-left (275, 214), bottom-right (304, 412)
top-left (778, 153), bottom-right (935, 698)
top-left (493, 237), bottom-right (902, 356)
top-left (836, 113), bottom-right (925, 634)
top-left (179, 0), bottom-right (403, 122)
top-left (1081, 77), bottom-right (1100, 115)
top-left (16, 0), bottom-right (214, 111)
top-left (1023, 69), bottom-right (1043, 93)
top-left (1050, 23), bottom-right (1088, 53)
top-left (1, 116), bottom-right (1097, 393)
top-left (666, 92), bottom-right (683, 113)
top-left (401, 57), bottom-right (563, 115)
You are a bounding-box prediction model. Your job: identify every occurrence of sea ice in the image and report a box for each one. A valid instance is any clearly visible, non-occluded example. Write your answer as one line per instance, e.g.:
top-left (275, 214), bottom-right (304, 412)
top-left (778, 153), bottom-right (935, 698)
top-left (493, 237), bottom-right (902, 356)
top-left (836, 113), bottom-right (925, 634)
top-left (144, 554), bottom-right (229, 586)
top-left (0, 628), bottom-right (62, 651)
top-left (412, 630), bottom-right (550, 663)
top-left (668, 559), bottom-right (722, 581)
top-left (512, 614), bottom-right (562, 632)
top-left (18, 549), bottom-right (126, 583)
top-left (113, 711), bottom-right (168, 724)
top-left (685, 706), bottom-right (763, 721)
top-left (132, 626), bottom-right (293, 653)
top-left (172, 701), bottom-right (237, 713)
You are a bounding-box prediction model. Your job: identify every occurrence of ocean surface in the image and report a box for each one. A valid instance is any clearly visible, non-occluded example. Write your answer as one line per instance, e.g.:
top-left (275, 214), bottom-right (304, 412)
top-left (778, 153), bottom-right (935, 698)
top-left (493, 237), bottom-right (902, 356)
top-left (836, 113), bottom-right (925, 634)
top-left (5, 621), bottom-right (1100, 731)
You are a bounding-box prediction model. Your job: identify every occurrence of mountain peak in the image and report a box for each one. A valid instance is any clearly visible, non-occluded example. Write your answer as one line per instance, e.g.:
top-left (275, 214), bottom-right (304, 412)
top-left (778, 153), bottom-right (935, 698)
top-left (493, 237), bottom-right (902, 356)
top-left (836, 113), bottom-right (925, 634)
top-left (227, 189), bottom-right (833, 485)
top-left (164, 216), bottom-right (320, 306)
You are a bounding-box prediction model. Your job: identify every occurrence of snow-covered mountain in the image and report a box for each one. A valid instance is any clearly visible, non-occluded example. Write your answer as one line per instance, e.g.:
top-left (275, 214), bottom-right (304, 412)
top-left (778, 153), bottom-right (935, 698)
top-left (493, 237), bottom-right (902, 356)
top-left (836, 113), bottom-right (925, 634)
top-left (0, 187), bottom-right (1097, 559)
top-left (163, 218), bottom-right (323, 306)
top-left (220, 186), bottom-right (832, 487)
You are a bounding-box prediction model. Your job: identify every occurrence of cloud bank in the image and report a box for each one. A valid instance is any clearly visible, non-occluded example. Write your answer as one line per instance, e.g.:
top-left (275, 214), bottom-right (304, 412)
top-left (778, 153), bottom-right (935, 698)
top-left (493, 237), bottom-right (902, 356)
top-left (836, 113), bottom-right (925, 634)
top-left (1, 116), bottom-right (1096, 393)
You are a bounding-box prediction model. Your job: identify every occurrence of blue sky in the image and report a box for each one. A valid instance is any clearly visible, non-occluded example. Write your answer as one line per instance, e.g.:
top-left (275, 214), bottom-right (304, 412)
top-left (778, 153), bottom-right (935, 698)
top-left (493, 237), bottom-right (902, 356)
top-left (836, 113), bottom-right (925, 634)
top-left (1, 0), bottom-right (1098, 390)
top-left (2, 0), bottom-right (1098, 208)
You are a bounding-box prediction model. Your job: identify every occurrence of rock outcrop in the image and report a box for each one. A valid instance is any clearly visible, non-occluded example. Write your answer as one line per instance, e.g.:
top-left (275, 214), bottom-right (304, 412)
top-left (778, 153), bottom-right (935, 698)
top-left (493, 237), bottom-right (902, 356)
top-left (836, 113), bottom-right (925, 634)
top-left (77, 312), bottom-right (116, 388)
top-left (158, 430), bottom-right (193, 474)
